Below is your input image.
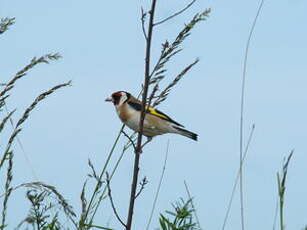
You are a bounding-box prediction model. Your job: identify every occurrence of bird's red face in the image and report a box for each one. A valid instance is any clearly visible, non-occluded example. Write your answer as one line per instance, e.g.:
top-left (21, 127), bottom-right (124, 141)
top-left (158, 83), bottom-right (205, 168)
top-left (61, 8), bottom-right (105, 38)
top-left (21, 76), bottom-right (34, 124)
top-left (105, 91), bottom-right (127, 105)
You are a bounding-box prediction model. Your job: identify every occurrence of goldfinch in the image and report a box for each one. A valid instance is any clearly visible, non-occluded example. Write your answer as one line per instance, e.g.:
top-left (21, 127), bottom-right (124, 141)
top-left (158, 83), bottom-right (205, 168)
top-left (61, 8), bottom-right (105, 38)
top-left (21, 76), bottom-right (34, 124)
top-left (105, 91), bottom-right (198, 141)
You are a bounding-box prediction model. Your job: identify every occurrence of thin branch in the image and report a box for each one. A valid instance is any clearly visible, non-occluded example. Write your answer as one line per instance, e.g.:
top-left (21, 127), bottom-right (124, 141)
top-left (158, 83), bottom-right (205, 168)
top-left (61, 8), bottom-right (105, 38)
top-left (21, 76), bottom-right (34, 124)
top-left (184, 181), bottom-right (201, 230)
top-left (154, 0), bottom-right (197, 26)
top-left (106, 173), bottom-right (126, 227)
top-left (87, 159), bottom-right (101, 183)
top-left (141, 7), bottom-right (148, 40)
top-left (140, 137), bottom-right (153, 150)
top-left (136, 0), bottom-right (157, 153)
top-left (222, 124), bottom-right (255, 230)
top-left (88, 127), bottom-right (134, 225)
top-left (126, 1), bottom-right (157, 230)
top-left (135, 177), bottom-right (148, 199)
top-left (239, 1), bottom-right (264, 229)
top-left (82, 124), bottom-right (125, 224)
top-left (146, 140), bottom-right (170, 230)
top-left (122, 130), bottom-right (137, 152)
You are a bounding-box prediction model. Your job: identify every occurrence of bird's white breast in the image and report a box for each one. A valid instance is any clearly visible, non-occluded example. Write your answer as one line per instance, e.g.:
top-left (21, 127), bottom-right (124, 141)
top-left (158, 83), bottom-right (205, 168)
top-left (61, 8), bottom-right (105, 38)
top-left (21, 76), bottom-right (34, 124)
top-left (115, 103), bottom-right (169, 137)
top-left (125, 112), bottom-right (142, 132)
top-left (116, 104), bottom-right (141, 132)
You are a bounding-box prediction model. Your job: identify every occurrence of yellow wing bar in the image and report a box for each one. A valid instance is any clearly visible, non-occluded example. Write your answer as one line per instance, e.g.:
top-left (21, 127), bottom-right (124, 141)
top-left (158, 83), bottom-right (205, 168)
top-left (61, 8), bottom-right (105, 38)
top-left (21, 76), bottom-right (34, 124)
top-left (127, 100), bottom-right (183, 127)
top-left (147, 106), bottom-right (169, 120)
top-left (147, 106), bottom-right (183, 127)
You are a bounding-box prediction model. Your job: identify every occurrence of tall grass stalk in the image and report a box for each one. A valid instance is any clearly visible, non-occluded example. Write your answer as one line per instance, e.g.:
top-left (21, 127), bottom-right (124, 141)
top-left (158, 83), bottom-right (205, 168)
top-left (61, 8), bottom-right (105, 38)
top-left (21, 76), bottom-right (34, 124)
top-left (272, 199), bottom-right (279, 230)
top-left (277, 150), bottom-right (294, 230)
top-left (146, 140), bottom-right (170, 230)
top-left (0, 81), bottom-right (71, 171)
top-left (184, 181), bottom-right (201, 230)
top-left (0, 82), bottom-right (71, 229)
top-left (222, 124), bottom-right (255, 230)
top-left (0, 18), bottom-right (15, 34)
top-left (1, 22), bottom-right (72, 228)
top-left (80, 125), bottom-right (124, 227)
top-left (88, 129), bottom-right (135, 226)
top-left (1, 151), bottom-right (13, 230)
top-left (239, 1), bottom-right (264, 229)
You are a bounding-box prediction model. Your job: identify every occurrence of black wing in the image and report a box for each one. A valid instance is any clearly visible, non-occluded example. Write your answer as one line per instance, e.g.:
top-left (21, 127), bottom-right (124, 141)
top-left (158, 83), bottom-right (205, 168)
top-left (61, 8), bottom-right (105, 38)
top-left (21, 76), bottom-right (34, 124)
top-left (127, 101), bottom-right (184, 127)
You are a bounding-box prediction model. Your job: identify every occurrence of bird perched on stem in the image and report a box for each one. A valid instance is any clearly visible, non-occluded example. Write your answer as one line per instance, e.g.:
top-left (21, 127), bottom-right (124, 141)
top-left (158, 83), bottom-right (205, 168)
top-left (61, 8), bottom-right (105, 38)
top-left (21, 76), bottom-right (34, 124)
top-left (105, 91), bottom-right (198, 142)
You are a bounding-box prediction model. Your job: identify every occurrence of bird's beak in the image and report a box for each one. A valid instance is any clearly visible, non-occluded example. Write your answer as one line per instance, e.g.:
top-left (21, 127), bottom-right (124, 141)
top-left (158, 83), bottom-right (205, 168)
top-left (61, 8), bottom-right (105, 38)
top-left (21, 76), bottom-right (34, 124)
top-left (105, 97), bottom-right (113, 102)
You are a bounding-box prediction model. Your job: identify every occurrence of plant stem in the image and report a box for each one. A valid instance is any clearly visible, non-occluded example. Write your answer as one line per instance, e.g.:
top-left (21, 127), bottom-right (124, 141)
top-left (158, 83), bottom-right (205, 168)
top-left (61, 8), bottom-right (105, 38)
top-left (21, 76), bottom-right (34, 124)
top-left (126, 1), bottom-right (157, 230)
top-left (239, 1), bottom-right (264, 229)
top-left (83, 125), bottom-right (124, 226)
top-left (279, 180), bottom-right (284, 230)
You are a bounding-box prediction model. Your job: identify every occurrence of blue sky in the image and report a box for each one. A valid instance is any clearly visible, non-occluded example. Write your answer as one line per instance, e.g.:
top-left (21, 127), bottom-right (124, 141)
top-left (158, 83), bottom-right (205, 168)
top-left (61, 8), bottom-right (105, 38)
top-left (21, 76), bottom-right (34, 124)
top-left (1, 0), bottom-right (307, 229)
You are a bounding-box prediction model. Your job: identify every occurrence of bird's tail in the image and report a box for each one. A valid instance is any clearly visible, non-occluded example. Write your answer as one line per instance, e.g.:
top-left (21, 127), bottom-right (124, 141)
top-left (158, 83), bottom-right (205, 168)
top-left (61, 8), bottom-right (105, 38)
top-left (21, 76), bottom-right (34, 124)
top-left (173, 126), bottom-right (198, 141)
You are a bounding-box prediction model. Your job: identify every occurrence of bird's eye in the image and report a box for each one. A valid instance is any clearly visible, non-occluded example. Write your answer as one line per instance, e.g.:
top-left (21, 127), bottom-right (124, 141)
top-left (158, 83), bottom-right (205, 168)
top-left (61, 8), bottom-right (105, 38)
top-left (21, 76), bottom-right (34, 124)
top-left (112, 94), bottom-right (121, 101)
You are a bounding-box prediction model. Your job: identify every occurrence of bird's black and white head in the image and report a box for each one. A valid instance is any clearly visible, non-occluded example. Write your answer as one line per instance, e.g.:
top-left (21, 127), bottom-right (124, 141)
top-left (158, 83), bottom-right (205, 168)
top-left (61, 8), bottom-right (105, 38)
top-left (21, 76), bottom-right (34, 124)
top-left (105, 91), bottom-right (131, 107)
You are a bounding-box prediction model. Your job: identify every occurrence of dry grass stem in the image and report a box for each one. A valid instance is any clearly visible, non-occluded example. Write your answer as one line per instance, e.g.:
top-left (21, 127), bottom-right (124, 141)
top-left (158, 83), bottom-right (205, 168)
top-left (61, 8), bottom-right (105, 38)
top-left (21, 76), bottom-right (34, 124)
top-left (106, 172), bottom-right (126, 227)
top-left (146, 140), bottom-right (170, 230)
top-left (82, 125), bottom-right (125, 227)
top-left (0, 17), bottom-right (15, 34)
top-left (0, 110), bottom-right (16, 133)
top-left (79, 180), bottom-right (88, 226)
top-left (135, 177), bottom-right (148, 199)
top-left (277, 150), bottom-right (294, 230)
top-left (184, 181), bottom-right (201, 230)
top-left (1, 151), bottom-right (13, 229)
top-left (1, 181), bottom-right (77, 228)
top-left (0, 81), bottom-right (71, 171)
top-left (88, 160), bottom-right (103, 186)
top-left (15, 81), bottom-right (70, 129)
top-left (153, 59), bottom-right (199, 107)
top-left (0, 96), bottom-right (10, 108)
top-left (148, 10), bottom-right (210, 108)
top-left (0, 53), bottom-right (62, 98)
top-left (154, 0), bottom-right (197, 26)
top-left (273, 199), bottom-right (279, 230)
top-left (122, 130), bottom-right (137, 152)
top-left (23, 182), bottom-right (77, 219)
top-left (239, 1), bottom-right (264, 229)
top-left (222, 124), bottom-right (255, 230)
top-left (87, 134), bottom-right (134, 226)
top-left (141, 7), bottom-right (148, 40)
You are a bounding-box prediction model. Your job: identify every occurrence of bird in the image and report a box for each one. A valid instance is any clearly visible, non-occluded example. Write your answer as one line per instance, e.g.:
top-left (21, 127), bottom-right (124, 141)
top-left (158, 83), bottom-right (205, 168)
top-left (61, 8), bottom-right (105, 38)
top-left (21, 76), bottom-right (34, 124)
top-left (105, 91), bottom-right (198, 142)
